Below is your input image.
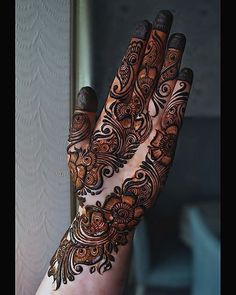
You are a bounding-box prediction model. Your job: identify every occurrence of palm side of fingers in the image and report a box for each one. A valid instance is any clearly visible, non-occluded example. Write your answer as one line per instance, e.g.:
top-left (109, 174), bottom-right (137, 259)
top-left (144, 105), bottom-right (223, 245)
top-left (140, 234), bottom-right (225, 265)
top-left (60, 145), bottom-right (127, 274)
top-left (67, 12), bottom-right (190, 207)
top-left (48, 11), bottom-right (193, 289)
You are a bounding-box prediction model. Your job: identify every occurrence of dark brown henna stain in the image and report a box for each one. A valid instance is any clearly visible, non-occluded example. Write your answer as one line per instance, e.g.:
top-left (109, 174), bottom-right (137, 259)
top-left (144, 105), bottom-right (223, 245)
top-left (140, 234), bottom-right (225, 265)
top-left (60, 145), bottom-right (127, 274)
top-left (153, 10), bottom-right (173, 33)
top-left (67, 87), bottom-right (98, 153)
top-left (67, 113), bottom-right (91, 153)
top-left (48, 11), bottom-right (191, 290)
top-left (66, 12), bottom-right (175, 197)
top-left (76, 87), bottom-right (98, 112)
top-left (48, 79), bottom-right (192, 289)
top-left (110, 21), bottom-right (151, 101)
top-left (70, 24), bottom-right (170, 195)
top-left (68, 28), bottom-right (167, 196)
top-left (150, 127), bottom-right (177, 166)
top-left (110, 40), bottom-right (144, 100)
top-left (178, 67), bottom-right (194, 84)
top-left (151, 33), bottom-right (186, 116)
top-left (133, 20), bottom-right (152, 40)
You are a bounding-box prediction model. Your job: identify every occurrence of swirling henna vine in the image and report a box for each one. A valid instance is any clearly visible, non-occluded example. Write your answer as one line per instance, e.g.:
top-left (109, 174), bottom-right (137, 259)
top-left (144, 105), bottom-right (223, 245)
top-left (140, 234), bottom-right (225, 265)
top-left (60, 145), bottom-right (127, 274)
top-left (68, 29), bottom-right (168, 196)
top-left (48, 80), bottom-right (191, 290)
top-left (67, 87), bottom-right (98, 154)
top-left (151, 33), bottom-right (186, 117)
top-left (67, 112), bottom-right (91, 152)
top-left (48, 187), bottom-right (143, 290)
top-left (110, 20), bottom-right (151, 100)
top-left (161, 81), bottom-right (189, 130)
top-left (110, 40), bottom-right (144, 100)
top-left (49, 147), bottom-right (165, 289)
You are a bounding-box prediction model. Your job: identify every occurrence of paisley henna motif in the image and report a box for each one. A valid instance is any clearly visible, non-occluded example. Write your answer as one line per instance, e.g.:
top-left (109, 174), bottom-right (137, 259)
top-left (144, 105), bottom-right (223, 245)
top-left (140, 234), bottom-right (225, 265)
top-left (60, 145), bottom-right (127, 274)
top-left (151, 33), bottom-right (186, 117)
top-left (110, 40), bottom-right (144, 100)
top-left (48, 77), bottom-right (192, 289)
top-left (68, 30), bottom-right (168, 196)
top-left (48, 187), bottom-right (142, 289)
top-left (49, 10), bottom-right (193, 291)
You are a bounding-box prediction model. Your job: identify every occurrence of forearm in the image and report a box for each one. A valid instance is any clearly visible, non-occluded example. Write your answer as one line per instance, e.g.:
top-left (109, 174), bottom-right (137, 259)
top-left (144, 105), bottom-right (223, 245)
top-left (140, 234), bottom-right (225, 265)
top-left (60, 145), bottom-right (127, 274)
top-left (36, 222), bottom-right (134, 295)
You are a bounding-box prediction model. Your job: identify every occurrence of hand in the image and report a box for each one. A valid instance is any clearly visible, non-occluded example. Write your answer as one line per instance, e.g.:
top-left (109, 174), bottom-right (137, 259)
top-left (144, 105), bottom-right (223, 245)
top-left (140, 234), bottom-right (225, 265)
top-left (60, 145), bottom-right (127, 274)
top-left (48, 10), bottom-right (193, 290)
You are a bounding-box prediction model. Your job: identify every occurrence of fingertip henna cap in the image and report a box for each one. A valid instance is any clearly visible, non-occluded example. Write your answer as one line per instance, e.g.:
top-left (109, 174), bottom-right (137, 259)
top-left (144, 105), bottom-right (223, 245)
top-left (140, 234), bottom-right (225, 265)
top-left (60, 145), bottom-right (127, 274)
top-left (168, 33), bottom-right (186, 51)
top-left (76, 86), bottom-right (98, 112)
top-left (133, 20), bottom-right (152, 40)
top-left (153, 10), bottom-right (173, 33)
top-left (178, 68), bottom-right (193, 84)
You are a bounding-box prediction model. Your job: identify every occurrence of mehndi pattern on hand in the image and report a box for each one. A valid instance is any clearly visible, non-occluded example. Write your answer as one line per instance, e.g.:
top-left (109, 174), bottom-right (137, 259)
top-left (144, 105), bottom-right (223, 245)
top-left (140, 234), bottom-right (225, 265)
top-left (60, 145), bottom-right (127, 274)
top-left (48, 10), bottom-right (193, 290)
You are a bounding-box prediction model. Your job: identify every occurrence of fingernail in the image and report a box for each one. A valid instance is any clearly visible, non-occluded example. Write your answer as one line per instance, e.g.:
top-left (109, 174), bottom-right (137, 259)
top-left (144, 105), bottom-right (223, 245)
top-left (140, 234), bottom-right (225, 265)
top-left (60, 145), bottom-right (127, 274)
top-left (133, 20), bottom-right (152, 40)
top-left (178, 68), bottom-right (193, 84)
top-left (76, 86), bottom-right (98, 112)
top-left (153, 10), bottom-right (173, 33)
top-left (168, 33), bottom-right (186, 51)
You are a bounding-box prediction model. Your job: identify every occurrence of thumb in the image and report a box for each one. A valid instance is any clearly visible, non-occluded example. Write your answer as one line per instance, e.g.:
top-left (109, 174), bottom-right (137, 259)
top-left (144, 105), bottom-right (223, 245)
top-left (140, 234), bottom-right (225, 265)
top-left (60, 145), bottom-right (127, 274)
top-left (67, 86), bottom-right (98, 153)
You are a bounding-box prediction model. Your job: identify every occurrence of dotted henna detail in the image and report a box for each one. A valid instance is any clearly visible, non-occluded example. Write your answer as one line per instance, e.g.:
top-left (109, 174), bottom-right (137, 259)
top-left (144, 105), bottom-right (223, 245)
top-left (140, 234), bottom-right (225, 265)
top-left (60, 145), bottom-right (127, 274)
top-left (48, 81), bottom-right (190, 289)
top-left (68, 33), bottom-right (166, 196)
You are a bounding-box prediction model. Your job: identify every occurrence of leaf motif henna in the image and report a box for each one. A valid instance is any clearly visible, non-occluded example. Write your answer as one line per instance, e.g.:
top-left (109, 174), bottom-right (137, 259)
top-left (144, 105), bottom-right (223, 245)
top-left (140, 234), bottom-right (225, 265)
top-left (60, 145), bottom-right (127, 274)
top-left (51, 11), bottom-right (193, 292)
top-left (151, 33), bottom-right (186, 117)
top-left (110, 40), bottom-right (144, 100)
top-left (49, 80), bottom-right (190, 290)
top-left (48, 150), bottom-right (163, 289)
top-left (48, 190), bottom-right (139, 289)
top-left (67, 112), bottom-right (91, 153)
top-left (151, 48), bottom-right (183, 116)
top-left (67, 24), bottom-right (170, 197)
top-left (161, 81), bottom-right (189, 130)
top-left (67, 35), bottom-right (153, 195)
top-left (68, 31), bottom-right (167, 195)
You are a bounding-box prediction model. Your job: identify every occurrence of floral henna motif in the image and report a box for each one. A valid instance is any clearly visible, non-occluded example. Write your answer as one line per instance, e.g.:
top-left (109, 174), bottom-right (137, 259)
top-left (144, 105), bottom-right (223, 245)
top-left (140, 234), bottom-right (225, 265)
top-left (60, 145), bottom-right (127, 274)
top-left (150, 81), bottom-right (189, 167)
top-left (48, 10), bottom-right (193, 291)
top-left (69, 30), bottom-right (169, 198)
top-left (68, 32), bottom-right (167, 196)
top-left (150, 126), bottom-right (177, 166)
top-left (48, 187), bottom-right (144, 290)
top-left (48, 78), bottom-right (191, 291)
top-left (48, 154), bottom-right (162, 289)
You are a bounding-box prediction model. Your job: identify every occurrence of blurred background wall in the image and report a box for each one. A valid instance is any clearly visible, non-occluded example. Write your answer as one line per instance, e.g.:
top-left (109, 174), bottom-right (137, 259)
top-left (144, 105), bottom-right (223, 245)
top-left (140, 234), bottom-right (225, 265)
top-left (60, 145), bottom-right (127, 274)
top-left (15, 1), bottom-right (71, 294)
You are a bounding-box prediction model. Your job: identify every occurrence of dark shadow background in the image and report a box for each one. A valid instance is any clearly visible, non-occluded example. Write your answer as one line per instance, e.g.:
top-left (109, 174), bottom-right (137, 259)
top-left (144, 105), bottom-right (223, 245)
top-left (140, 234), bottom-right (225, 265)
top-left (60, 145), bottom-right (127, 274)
top-left (90, 1), bottom-right (220, 294)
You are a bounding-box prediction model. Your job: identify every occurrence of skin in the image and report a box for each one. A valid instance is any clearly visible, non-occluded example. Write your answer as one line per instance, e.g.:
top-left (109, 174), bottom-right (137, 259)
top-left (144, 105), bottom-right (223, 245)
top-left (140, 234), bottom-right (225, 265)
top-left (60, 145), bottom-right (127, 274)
top-left (36, 10), bottom-right (193, 295)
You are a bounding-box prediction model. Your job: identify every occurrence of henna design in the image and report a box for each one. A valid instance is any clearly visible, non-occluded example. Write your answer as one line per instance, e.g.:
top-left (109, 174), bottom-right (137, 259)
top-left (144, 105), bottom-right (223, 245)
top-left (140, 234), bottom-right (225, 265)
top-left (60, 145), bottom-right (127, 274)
top-left (161, 81), bottom-right (189, 130)
top-left (67, 87), bottom-right (98, 153)
top-left (48, 79), bottom-right (191, 289)
top-left (51, 10), bottom-right (192, 290)
top-left (48, 188), bottom-right (143, 289)
top-left (153, 10), bottom-right (173, 33)
top-left (149, 127), bottom-right (177, 166)
top-left (151, 33), bottom-right (186, 117)
top-left (151, 48), bottom-right (181, 117)
top-left (68, 30), bottom-right (167, 196)
top-left (109, 20), bottom-right (152, 101)
top-left (153, 52), bottom-right (179, 114)
top-left (110, 40), bottom-right (144, 100)
top-left (67, 112), bottom-right (91, 152)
